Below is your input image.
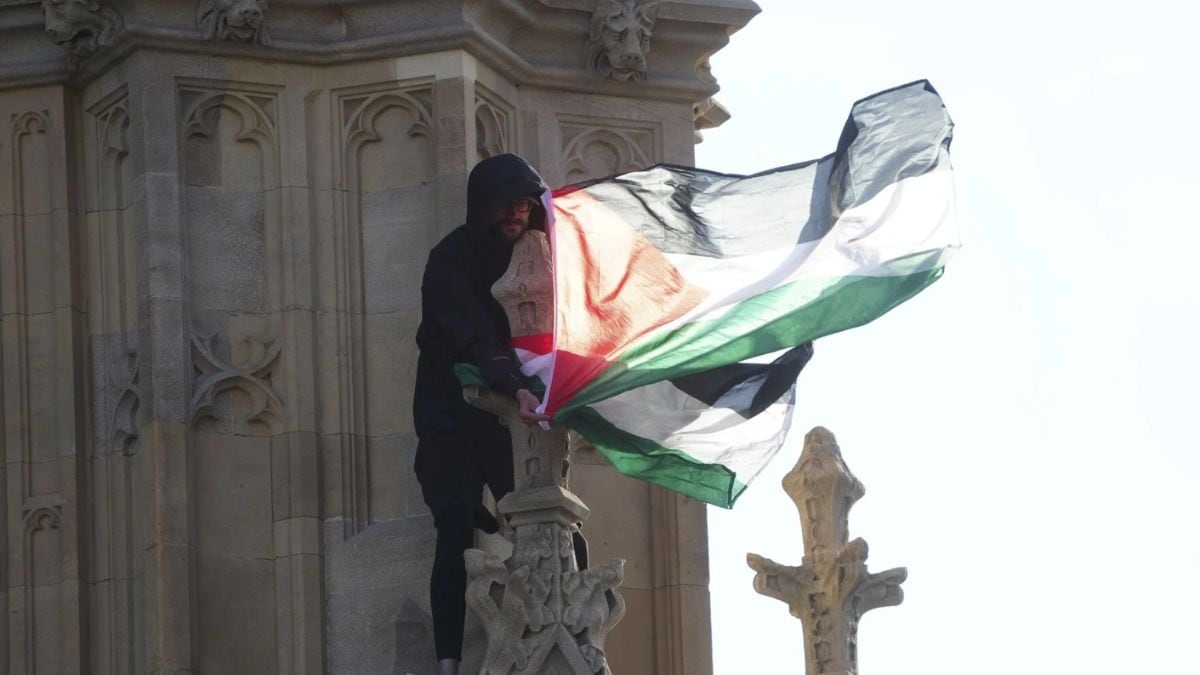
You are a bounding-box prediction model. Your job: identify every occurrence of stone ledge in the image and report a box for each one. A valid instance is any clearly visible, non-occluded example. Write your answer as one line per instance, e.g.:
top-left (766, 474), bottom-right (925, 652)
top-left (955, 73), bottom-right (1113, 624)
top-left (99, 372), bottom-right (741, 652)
top-left (0, 0), bottom-right (759, 100)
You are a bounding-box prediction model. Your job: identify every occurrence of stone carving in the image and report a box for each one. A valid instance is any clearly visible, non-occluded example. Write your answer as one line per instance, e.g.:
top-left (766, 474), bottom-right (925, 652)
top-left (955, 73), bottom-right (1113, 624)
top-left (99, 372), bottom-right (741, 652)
top-left (91, 97), bottom-right (141, 456)
top-left (21, 505), bottom-right (65, 672)
top-left (180, 87), bottom-right (279, 189)
top-left (191, 333), bottom-right (284, 432)
top-left (340, 89), bottom-right (435, 196)
top-left (11, 110), bottom-right (52, 207)
top-left (110, 349), bottom-right (142, 455)
top-left (41, 0), bottom-right (123, 65)
top-left (491, 229), bottom-right (553, 348)
top-left (343, 91), bottom-right (433, 150)
top-left (9, 109), bottom-right (55, 480)
top-left (24, 506), bottom-right (62, 540)
top-left (331, 85), bottom-right (435, 538)
top-left (561, 124), bottom-right (653, 183)
top-left (589, 0), bottom-right (658, 81)
top-left (747, 427), bottom-right (906, 675)
top-left (95, 96), bottom-right (130, 188)
top-left (182, 88), bottom-right (278, 148)
top-left (196, 0), bottom-right (268, 44)
top-left (13, 108), bottom-right (50, 138)
top-left (476, 97), bottom-right (512, 162)
top-left (482, 229), bottom-right (565, 490)
top-left (180, 86), bottom-right (282, 315)
top-left (464, 385), bottom-right (571, 494)
top-left (560, 561), bottom-right (626, 671)
top-left (467, 532), bottom-right (625, 675)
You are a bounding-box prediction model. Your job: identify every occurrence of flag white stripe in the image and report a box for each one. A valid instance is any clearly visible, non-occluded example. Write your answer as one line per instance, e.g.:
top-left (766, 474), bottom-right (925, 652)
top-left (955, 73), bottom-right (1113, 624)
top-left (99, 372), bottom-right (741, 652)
top-left (659, 169), bottom-right (957, 330)
top-left (587, 379), bottom-right (796, 482)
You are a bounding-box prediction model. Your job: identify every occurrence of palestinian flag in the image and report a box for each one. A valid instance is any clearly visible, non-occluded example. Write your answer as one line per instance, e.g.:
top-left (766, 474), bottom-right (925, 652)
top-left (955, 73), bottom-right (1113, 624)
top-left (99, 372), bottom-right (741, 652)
top-left (521, 80), bottom-right (957, 507)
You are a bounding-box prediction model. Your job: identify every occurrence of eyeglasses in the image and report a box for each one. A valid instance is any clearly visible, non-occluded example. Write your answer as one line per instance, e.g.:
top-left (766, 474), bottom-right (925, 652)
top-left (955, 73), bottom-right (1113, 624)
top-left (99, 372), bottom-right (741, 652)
top-left (504, 198), bottom-right (537, 214)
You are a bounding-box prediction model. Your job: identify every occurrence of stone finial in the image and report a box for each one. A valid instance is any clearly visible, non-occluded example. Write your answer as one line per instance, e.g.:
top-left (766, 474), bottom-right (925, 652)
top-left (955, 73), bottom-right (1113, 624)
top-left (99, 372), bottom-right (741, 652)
top-left (588, 0), bottom-right (658, 82)
top-left (463, 387), bottom-right (571, 492)
top-left (480, 227), bottom-right (566, 491)
top-left (464, 227), bottom-right (626, 674)
top-left (491, 228), bottom-right (554, 341)
top-left (747, 427), bottom-right (906, 675)
top-left (196, 0), bottom-right (269, 44)
top-left (41, 0), bottom-right (123, 65)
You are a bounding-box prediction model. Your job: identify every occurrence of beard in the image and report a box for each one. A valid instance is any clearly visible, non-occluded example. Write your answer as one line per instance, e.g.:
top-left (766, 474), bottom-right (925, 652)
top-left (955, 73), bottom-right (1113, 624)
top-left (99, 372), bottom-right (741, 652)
top-left (497, 217), bottom-right (528, 241)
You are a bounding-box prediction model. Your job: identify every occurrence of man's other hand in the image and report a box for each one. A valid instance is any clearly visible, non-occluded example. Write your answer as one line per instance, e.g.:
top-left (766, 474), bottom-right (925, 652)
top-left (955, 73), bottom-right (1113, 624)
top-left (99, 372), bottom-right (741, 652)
top-left (515, 388), bottom-right (550, 424)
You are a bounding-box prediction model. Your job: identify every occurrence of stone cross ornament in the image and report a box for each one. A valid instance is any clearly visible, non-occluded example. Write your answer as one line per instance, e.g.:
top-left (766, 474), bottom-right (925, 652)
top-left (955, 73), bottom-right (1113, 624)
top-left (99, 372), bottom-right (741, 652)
top-left (747, 427), bottom-right (907, 675)
top-left (463, 228), bottom-right (626, 675)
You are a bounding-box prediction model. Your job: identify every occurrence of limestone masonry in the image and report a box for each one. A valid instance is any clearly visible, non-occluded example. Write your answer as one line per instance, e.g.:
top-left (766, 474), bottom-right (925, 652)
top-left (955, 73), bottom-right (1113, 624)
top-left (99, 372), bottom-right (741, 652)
top-left (0, 1), bottom-right (759, 673)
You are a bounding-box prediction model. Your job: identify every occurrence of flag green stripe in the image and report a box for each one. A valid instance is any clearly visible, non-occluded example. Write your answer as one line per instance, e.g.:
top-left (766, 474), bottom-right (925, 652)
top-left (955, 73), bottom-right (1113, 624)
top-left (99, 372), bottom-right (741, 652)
top-left (565, 406), bottom-right (749, 508)
top-left (559, 265), bottom-right (944, 415)
top-left (454, 363), bottom-right (546, 396)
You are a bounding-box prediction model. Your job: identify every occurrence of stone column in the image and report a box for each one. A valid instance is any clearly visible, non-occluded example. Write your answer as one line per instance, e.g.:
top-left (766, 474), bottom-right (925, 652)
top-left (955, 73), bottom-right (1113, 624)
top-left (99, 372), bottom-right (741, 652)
top-left (747, 427), bottom-right (907, 675)
top-left (463, 229), bottom-right (626, 675)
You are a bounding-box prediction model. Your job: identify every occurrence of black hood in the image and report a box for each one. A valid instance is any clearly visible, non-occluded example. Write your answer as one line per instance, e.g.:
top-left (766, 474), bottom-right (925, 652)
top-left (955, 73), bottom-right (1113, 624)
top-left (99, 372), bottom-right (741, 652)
top-left (465, 154), bottom-right (549, 239)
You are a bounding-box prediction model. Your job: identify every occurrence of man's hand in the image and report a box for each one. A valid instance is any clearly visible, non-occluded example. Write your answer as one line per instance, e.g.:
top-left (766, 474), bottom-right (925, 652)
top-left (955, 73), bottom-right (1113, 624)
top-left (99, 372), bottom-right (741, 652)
top-left (515, 388), bottom-right (550, 425)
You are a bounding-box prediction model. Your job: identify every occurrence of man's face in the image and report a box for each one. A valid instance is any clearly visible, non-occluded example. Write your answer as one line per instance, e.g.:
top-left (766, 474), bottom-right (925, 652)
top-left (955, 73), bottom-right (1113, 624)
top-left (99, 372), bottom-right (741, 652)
top-left (495, 198), bottom-right (536, 242)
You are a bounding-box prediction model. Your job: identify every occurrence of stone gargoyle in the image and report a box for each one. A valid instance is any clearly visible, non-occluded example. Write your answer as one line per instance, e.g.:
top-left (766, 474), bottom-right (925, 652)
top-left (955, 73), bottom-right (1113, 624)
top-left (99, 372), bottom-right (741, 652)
top-left (196, 0), bottom-right (268, 44)
top-left (41, 0), bottom-right (123, 62)
top-left (588, 0), bottom-right (658, 82)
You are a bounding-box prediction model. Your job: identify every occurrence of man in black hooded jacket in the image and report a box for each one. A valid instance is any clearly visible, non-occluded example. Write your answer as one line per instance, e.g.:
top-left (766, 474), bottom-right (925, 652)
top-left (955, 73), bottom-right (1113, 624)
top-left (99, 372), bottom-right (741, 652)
top-left (413, 154), bottom-right (551, 674)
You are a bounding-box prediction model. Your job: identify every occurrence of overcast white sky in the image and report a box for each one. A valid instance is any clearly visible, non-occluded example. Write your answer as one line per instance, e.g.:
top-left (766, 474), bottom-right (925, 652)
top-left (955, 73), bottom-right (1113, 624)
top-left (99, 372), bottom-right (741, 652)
top-left (696, 1), bottom-right (1200, 672)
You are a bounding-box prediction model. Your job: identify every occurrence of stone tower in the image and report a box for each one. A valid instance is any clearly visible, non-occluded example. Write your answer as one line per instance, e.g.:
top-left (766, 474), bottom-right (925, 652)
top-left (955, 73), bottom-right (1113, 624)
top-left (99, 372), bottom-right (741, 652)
top-left (0, 1), bottom-right (759, 672)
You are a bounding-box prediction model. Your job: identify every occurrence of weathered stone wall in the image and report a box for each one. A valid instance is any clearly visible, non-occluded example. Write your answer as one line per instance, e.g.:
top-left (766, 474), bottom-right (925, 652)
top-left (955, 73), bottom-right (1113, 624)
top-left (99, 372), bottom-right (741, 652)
top-left (0, 1), bottom-right (758, 672)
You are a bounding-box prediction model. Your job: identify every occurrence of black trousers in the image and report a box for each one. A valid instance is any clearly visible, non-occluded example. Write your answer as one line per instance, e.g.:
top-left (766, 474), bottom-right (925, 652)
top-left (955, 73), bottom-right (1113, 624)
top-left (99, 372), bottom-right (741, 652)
top-left (415, 428), bottom-right (590, 662)
top-left (415, 428), bottom-right (513, 661)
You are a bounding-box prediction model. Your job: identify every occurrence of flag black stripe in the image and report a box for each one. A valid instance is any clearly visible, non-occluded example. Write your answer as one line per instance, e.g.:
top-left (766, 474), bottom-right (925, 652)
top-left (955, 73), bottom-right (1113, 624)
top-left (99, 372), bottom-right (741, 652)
top-left (667, 342), bottom-right (813, 419)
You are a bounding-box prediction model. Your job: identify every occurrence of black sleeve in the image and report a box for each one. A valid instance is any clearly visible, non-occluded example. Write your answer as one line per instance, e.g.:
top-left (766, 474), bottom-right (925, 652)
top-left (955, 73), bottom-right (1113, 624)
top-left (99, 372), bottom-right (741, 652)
top-left (421, 249), bottom-right (526, 398)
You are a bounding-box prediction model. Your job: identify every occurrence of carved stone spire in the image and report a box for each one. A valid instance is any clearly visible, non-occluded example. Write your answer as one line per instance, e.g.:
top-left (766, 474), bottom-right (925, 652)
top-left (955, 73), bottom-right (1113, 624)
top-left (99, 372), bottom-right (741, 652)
top-left (747, 427), bottom-right (906, 675)
top-left (465, 228), bottom-right (626, 674)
